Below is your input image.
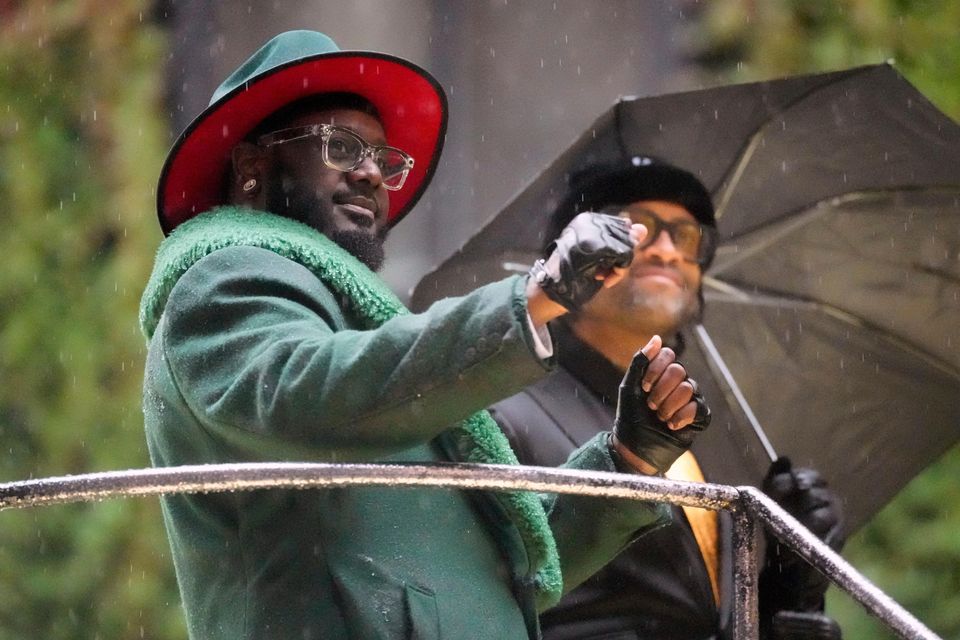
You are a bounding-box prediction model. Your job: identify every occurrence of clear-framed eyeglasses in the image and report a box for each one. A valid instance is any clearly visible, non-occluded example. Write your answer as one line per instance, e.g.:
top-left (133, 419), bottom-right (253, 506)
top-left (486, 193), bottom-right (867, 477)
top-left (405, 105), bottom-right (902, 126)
top-left (257, 124), bottom-right (415, 191)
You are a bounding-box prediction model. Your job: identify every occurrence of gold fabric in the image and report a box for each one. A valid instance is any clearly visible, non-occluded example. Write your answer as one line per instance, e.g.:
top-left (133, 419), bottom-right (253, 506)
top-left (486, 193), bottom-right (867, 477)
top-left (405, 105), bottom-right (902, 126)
top-left (666, 451), bottom-right (720, 605)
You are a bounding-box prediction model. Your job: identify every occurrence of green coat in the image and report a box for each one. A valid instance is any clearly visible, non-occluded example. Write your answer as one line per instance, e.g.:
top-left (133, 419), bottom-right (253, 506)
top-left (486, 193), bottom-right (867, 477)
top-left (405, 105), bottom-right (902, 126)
top-left (142, 218), bottom-right (667, 639)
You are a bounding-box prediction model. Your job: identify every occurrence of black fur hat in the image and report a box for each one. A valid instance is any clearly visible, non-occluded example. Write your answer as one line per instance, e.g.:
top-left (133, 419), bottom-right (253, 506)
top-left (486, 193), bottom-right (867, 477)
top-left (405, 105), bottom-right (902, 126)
top-left (548, 156), bottom-right (716, 266)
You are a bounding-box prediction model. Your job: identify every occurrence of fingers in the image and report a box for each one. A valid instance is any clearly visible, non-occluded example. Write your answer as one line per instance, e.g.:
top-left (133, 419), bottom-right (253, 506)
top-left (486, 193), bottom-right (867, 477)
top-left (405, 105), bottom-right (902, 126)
top-left (653, 378), bottom-right (696, 428)
top-left (640, 344), bottom-right (706, 429)
top-left (595, 221), bottom-right (645, 284)
top-left (599, 265), bottom-right (628, 287)
top-left (640, 345), bottom-right (674, 392)
top-left (622, 336), bottom-right (706, 431)
top-left (663, 399), bottom-right (698, 430)
top-left (620, 336), bottom-right (659, 392)
top-left (628, 222), bottom-right (648, 246)
top-left (640, 334), bottom-right (662, 360)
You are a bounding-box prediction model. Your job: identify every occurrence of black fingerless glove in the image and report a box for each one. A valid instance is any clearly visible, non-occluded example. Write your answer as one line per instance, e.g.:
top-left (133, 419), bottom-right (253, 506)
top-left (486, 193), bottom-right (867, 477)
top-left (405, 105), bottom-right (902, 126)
top-left (760, 458), bottom-right (846, 617)
top-left (612, 348), bottom-right (711, 474)
top-left (530, 212), bottom-right (634, 311)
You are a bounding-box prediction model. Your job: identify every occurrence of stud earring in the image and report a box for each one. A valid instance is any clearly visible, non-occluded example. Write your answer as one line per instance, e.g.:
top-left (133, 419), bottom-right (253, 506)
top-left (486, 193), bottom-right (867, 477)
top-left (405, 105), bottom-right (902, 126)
top-left (242, 178), bottom-right (258, 193)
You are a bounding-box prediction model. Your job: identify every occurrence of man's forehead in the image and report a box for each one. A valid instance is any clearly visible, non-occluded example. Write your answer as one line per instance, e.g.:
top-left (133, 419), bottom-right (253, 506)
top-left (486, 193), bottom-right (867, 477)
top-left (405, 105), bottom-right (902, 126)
top-left (611, 200), bottom-right (698, 222)
top-left (288, 107), bottom-right (387, 140)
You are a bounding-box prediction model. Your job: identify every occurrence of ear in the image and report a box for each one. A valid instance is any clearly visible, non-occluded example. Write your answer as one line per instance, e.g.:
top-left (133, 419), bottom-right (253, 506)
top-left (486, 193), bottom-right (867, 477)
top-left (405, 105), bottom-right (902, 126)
top-left (229, 142), bottom-right (269, 203)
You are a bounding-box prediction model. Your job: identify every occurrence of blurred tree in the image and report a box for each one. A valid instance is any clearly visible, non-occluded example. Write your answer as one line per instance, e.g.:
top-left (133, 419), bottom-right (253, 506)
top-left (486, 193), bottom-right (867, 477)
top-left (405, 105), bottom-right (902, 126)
top-left (690, 1), bottom-right (960, 638)
top-left (0, 1), bottom-right (181, 638)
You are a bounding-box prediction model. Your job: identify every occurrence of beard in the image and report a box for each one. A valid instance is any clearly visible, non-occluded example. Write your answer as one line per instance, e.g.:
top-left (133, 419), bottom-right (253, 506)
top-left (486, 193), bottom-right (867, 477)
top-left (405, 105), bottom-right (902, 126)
top-left (266, 175), bottom-right (388, 272)
top-left (325, 228), bottom-right (387, 272)
top-left (585, 277), bottom-right (702, 338)
top-left (627, 286), bottom-right (700, 328)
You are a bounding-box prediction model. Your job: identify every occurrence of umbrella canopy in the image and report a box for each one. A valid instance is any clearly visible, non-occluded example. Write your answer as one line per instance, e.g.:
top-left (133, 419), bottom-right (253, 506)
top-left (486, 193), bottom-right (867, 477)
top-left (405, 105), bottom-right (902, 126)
top-left (411, 64), bottom-right (960, 533)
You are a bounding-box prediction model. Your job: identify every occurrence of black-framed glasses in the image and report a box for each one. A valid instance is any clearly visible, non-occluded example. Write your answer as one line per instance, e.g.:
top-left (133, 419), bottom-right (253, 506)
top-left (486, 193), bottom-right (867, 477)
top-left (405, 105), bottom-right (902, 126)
top-left (257, 124), bottom-right (415, 191)
top-left (606, 206), bottom-right (717, 266)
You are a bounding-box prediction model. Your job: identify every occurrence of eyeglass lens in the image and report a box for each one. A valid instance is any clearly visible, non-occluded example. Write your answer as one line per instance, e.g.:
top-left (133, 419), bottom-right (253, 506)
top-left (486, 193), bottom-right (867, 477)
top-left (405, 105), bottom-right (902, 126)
top-left (323, 128), bottom-right (410, 189)
top-left (617, 209), bottom-right (705, 262)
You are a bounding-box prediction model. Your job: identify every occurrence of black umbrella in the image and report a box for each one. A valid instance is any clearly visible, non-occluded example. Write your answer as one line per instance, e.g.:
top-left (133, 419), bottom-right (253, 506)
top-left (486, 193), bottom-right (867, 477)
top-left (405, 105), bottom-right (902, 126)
top-left (411, 64), bottom-right (960, 533)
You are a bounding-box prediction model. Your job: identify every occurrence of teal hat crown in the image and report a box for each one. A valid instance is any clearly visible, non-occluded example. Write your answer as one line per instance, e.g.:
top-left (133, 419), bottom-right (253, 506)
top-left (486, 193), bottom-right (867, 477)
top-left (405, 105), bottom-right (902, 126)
top-left (210, 31), bottom-right (340, 105)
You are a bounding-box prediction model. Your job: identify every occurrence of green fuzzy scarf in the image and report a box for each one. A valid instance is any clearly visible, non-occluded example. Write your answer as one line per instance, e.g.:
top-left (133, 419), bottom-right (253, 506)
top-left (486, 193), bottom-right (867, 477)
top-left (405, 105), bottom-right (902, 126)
top-left (139, 206), bottom-right (562, 604)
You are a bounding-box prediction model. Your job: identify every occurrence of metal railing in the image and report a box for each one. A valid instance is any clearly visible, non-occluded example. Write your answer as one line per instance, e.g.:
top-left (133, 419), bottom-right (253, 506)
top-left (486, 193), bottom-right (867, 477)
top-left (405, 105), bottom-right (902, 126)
top-left (0, 462), bottom-right (941, 640)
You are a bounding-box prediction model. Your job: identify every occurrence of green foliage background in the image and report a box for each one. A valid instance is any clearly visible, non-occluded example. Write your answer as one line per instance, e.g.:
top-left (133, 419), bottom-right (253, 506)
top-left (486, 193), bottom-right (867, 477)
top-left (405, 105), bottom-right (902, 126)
top-left (0, 2), bottom-right (180, 638)
top-left (692, 1), bottom-right (960, 639)
top-left (0, 1), bottom-right (956, 638)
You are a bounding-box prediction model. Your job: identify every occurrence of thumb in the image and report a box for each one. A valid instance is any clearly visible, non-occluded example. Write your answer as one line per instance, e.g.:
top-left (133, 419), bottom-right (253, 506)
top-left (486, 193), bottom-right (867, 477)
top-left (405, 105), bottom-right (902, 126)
top-left (641, 334), bottom-right (662, 359)
top-left (629, 222), bottom-right (648, 247)
top-left (620, 335), bottom-right (661, 392)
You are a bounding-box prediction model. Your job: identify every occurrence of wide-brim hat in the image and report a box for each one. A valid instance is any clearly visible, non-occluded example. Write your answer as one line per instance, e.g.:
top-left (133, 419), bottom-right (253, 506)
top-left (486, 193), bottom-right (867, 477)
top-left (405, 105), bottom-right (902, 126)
top-left (157, 30), bottom-right (447, 235)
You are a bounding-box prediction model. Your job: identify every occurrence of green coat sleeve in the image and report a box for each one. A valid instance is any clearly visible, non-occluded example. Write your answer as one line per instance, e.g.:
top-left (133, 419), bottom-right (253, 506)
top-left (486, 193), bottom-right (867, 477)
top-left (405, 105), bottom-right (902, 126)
top-left (541, 432), bottom-right (671, 607)
top-left (158, 246), bottom-right (552, 461)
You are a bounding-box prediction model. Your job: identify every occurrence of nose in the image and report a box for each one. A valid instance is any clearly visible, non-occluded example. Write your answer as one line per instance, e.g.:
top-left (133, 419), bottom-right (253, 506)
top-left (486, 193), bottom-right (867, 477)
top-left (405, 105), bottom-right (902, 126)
top-left (347, 155), bottom-right (383, 188)
top-left (642, 227), bottom-right (682, 264)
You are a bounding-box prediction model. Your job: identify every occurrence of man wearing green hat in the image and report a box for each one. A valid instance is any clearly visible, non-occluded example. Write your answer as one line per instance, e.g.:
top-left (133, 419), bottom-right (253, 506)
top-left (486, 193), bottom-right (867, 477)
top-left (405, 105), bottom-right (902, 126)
top-left (140, 31), bottom-right (711, 639)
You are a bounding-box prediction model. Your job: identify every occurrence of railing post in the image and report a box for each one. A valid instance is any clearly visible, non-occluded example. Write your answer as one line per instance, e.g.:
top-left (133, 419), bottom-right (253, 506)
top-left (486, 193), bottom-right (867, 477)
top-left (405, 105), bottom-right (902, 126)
top-left (739, 487), bottom-right (942, 640)
top-left (732, 505), bottom-right (761, 640)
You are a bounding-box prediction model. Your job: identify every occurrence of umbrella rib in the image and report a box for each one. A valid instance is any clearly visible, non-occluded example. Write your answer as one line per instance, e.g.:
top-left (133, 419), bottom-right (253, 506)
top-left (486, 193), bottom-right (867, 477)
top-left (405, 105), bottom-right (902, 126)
top-left (712, 67), bottom-right (879, 222)
top-left (711, 186), bottom-right (960, 275)
top-left (693, 324), bottom-right (779, 462)
top-left (704, 280), bottom-right (960, 383)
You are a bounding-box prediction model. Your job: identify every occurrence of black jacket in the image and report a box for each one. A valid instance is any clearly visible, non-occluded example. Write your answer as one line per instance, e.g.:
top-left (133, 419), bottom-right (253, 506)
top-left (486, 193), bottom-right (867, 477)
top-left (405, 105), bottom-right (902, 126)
top-left (491, 325), bottom-right (735, 640)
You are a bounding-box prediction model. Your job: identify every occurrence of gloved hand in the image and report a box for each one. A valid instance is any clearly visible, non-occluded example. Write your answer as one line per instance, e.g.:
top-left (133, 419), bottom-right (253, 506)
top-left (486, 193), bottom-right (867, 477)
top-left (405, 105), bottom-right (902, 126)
top-left (612, 338), bottom-right (711, 475)
top-left (760, 457), bottom-right (846, 617)
top-left (529, 212), bottom-right (635, 311)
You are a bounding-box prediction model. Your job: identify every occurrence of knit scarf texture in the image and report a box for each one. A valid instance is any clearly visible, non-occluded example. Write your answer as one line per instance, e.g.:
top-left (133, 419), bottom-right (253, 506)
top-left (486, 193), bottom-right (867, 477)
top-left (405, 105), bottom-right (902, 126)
top-left (139, 206), bottom-right (562, 603)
